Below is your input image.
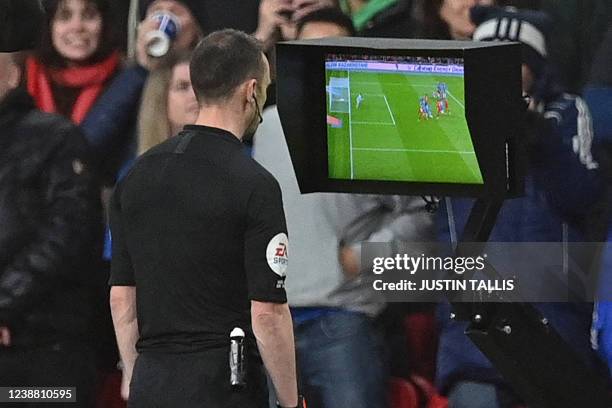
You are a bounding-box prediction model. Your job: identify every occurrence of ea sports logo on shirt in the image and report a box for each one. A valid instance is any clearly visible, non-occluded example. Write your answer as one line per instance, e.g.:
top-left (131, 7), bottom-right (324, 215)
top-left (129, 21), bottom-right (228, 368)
top-left (275, 243), bottom-right (287, 257)
top-left (266, 233), bottom-right (289, 277)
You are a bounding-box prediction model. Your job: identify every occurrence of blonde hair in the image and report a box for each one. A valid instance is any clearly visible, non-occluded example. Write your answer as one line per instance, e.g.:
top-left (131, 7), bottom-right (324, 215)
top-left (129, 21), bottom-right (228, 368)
top-left (137, 52), bottom-right (193, 155)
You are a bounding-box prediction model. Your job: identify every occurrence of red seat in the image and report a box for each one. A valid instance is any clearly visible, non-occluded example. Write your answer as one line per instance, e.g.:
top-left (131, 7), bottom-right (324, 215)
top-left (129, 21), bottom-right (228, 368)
top-left (95, 370), bottom-right (126, 408)
top-left (389, 377), bottom-right (420, 408)
top-left (427, 393), bottom-right (449, 408)
top-left (403, 311), bottom-right (438, 381)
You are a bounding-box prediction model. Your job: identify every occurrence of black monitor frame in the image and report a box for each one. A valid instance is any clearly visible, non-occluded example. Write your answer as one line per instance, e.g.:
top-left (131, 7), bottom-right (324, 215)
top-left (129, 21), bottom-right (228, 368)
top-left (276, 37), bottom-right (525, 200)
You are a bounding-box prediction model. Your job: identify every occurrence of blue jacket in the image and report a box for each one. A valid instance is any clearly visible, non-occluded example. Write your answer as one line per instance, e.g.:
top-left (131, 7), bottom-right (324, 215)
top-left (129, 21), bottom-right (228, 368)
top-left (80, 65), bottom-right (148, 181)
top-left (586, 86), bottom-right (612, 377)
top-left (436, 93), bottom-right (603, 392)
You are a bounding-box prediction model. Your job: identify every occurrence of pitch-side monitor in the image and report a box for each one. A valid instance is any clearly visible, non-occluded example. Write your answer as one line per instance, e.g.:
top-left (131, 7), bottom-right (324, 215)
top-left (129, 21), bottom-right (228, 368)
top-left (276, 38), bottom-right (525, 199)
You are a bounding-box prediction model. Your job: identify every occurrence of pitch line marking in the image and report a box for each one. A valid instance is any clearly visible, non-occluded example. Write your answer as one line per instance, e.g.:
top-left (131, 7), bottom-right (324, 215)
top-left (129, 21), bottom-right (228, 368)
top-left (382, 95), bottom-right (396, 125)
top-left (347, 71), bottom-right (354, 179)
top-left (352, 94), bottom-right (396, 125)
top-left (446, 91), bottom-right (465, 110)
top-left (353, 147), bottom-right (475, 154)
top-left (352, 83), bottom-right (466, 110)
top-left (352, 121), bottom-right (395, 126)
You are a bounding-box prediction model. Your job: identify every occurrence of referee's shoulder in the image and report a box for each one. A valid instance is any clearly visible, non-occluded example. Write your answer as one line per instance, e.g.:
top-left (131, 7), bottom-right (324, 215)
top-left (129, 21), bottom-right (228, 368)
top-left (128, 135), bottom-right (183, 173)
top-left (231, 152), bottom-right (281, 192)
top-left (116, 136), bottom-right (182, 186)
top-left (142, 134), bottom-right (183, 159)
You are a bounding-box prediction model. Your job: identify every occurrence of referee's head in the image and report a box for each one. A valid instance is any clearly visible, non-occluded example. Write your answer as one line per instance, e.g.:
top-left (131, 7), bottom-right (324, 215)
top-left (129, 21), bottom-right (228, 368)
top-left (190, 29), bottom-right (269, 137)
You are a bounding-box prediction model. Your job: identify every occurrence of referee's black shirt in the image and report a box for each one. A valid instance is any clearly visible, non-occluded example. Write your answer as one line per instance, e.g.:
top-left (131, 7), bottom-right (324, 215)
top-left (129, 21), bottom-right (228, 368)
top-left (109, 125), bottom-right (289, 353)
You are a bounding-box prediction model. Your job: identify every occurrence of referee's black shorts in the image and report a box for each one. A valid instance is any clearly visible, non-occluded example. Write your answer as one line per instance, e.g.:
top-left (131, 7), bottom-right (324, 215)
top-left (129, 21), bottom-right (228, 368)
top-left (128, 347), bottom-right (269, 408)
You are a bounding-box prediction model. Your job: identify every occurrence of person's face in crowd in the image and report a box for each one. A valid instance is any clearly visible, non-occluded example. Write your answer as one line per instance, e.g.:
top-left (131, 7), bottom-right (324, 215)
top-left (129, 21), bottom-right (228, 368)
top-left (146, 0), bottom-right (201, 51)
top-left (51, 0), bottom-right (103, 64)
top-left (167, 61), bottom-right (198, 134)
top-left (439, 0), bottom-right (495, 40)
top-left (245, 54), bottom-right (271, 135)
top-left (0, 54), bottom-right (21, 103)
top-left (298, 21), bottom-right (351, 40)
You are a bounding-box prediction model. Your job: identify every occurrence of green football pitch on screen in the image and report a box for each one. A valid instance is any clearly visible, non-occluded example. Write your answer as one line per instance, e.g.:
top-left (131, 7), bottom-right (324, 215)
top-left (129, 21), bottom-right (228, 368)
top-left (326, 67), bottom-right (484, 185)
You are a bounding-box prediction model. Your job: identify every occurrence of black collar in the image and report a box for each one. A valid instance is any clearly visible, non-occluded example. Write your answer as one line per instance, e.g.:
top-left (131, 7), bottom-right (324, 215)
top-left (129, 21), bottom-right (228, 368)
top-left (183, 124), bottom-right (243, 146)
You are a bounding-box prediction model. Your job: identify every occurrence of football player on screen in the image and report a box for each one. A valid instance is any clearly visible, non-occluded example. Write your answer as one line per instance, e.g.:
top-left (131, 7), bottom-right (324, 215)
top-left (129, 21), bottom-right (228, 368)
top-left (356, 93), bottom-right (364, 109)
top-left (418, 95), bottom-right (433, 121)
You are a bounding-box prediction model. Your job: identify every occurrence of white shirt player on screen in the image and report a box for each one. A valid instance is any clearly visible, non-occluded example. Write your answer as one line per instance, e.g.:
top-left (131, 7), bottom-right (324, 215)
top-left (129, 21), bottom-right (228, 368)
top-left (356, 93), bottom-right (364, 109)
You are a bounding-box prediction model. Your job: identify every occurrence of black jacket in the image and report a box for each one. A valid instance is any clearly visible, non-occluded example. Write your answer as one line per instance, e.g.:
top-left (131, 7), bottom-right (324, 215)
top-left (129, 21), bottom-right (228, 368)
top-left (0, 88), bottom-right (102, 346)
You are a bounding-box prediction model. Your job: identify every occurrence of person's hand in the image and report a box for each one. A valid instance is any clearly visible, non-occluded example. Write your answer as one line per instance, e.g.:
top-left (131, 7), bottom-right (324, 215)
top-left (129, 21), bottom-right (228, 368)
top-left (120, 367), bottom-right (131, 401)
top-left (135, 17), bottom-right (164, 71)
top-left (292, 0), bottom-right (337, 22)
top-left (277, 395), bottom-right (305, 408)
top-left (0, 326), bottom-right (11, 347)
top-left (339, 245), bottom-right (360, 279)
top-left (279, 19), bottom-right (297, 42)
top-left (255, 0), bottom-right (295, 50)
top-left (135, 12), bottom-right (201, 70)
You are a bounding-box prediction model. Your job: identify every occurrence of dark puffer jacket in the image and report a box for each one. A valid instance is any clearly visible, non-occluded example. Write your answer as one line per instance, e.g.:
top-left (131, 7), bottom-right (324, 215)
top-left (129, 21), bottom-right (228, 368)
top-left (0, 88), bottom-right (102, 347)
top-left (435, 92), bottom-right (604, 394)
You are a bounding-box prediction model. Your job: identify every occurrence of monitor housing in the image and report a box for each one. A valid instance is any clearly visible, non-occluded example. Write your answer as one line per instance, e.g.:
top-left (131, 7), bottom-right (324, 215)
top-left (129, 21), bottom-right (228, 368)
top-left (276, 37), bottom-right (525, 199)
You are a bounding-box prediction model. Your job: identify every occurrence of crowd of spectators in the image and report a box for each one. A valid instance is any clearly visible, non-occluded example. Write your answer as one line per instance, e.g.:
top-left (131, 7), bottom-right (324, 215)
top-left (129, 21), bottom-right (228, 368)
top-left (1, 0), bottom-right (611, 407)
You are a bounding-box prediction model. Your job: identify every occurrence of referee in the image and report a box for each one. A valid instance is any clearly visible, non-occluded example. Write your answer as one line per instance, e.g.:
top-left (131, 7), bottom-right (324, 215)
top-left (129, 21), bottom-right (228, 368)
top-left (109, 30), bottom-right (299, 408)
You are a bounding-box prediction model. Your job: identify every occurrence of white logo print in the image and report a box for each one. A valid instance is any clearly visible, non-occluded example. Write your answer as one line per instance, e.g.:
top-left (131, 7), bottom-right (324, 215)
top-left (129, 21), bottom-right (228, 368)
top-left (266, 233), bottom-right (289, 277)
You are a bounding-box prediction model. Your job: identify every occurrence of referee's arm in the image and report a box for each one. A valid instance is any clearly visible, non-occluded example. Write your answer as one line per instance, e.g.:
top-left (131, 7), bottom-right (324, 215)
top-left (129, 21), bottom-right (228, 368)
top-left (245, 174), bottom-right (297, 408)
top-left (110, 286), bottom-right (138, 401)
top-left (108, 183), bottom-right (139, 401)
top-left (252, 301), bottom-right (298, 408)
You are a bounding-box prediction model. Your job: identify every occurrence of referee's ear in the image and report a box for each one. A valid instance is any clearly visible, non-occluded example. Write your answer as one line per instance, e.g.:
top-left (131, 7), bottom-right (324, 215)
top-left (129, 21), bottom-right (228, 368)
top-left (245, 78), bottom-right (258, 104)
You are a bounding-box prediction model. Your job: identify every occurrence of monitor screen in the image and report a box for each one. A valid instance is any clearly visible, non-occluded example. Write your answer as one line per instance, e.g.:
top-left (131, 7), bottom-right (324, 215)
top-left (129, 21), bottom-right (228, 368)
top-left (325, 54), bottom-right (484, 185)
